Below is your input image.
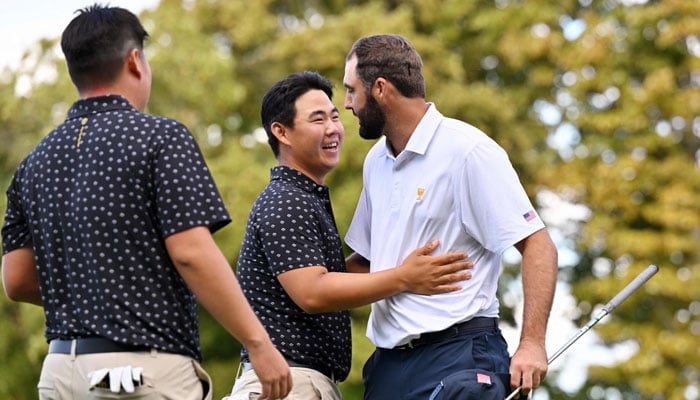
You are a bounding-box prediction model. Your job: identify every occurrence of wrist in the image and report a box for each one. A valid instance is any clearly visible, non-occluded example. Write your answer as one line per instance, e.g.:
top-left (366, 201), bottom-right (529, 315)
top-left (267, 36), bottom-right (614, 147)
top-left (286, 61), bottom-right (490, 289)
top-left (242, 332), bottom-right (274, 354)
top-left (518, 334), bottom-right (546, 348)
top-left (391, 265), bottom-right (410, 292)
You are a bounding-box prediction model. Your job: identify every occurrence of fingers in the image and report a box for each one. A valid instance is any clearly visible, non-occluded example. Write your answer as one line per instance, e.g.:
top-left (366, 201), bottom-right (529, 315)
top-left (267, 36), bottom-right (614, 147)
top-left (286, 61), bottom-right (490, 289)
top-left (431, 261), bottom-right (472, 282)
top-left (441, 260), bottom-right (473, 273)
top-left (429, 251), bottom-right (469, 265)
top-left (510, 356), bottom-right (547, 397)
top-left (510, 369), bottom-right (531, 398)
top-left (412, 240), bottom-right (470, 264)
top-left (424, 270), bottom-right (472, 293)
top-left (433, 262), bottom-right (472, 281)
top-left (428, 283), bottom-right (462, 293)
top-left (258, 373), bottom-right (292, 400)
top-left (258, 380), bottom-right (283, 400)
top-left (511, 375), bottom-right (539, 398)
top-left (257, 371), bottom-right (292, 400)
top-left (440, 270), bottom-right (472, 284)
top-left (283, 371), bottom-right (292, 398)
top-left (417, 261), bottom-right (473, 295)
top-left (415, 239), bottom-right (439, 255)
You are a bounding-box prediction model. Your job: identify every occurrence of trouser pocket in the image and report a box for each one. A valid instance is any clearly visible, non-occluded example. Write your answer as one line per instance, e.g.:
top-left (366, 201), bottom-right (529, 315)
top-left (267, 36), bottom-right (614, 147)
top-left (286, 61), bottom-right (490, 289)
top-left (429, 368), bottom-right (507, 400)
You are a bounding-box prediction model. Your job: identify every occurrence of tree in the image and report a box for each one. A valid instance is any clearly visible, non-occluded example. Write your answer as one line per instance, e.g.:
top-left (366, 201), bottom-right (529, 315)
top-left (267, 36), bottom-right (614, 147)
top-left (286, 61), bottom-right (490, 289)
top-left (537, 1), bottom-right (700, 399)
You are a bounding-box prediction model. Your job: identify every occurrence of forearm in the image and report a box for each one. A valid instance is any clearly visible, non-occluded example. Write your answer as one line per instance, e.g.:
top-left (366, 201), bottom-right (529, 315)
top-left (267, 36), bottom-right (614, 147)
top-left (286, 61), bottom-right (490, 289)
top-left (518, 229), bottom-right (558, 345)
top-left (297, 268), bottom-right (407, 313)
top-left (286, 242), bottom-right (470, 313)
top-left (288, 252), bottom-right (401, 312)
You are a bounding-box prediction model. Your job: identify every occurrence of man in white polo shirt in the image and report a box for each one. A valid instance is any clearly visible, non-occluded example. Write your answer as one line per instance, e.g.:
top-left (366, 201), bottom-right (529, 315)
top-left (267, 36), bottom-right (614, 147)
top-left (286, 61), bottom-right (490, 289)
top-left (343, 34), bottom-right (558, 400)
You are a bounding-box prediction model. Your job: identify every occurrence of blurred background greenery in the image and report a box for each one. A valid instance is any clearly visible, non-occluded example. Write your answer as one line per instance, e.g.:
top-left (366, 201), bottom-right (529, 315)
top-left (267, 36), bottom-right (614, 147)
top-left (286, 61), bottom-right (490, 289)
top-left (1, 0), bottom-right (699, 399)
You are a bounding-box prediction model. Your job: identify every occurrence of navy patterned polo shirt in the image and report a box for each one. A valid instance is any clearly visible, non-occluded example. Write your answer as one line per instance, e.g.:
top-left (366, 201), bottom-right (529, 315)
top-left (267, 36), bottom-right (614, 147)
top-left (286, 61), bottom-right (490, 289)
top-left (237, 166), bottom-right (352, 381)
top-left (1, 95), bottom-right (231, 361)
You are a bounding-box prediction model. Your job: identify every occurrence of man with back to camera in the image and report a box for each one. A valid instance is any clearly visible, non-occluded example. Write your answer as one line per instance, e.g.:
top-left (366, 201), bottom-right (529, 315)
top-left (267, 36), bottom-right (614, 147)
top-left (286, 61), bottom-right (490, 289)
top-left (1, 4), bottom-right (291, 399)
top-left (342, 34), bottom-right (559, 399)
top-left (226, 71), bottom-right (473, 400)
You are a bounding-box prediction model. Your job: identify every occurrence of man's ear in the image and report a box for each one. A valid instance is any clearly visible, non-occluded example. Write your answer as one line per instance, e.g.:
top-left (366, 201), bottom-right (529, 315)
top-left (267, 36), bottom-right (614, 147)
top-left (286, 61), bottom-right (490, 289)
top-left (372, 77), bottom-right (389, 100)
top-left (126, 48), bottom-right (143, 79)
top-left (271, 122), bottom-right (292, 146)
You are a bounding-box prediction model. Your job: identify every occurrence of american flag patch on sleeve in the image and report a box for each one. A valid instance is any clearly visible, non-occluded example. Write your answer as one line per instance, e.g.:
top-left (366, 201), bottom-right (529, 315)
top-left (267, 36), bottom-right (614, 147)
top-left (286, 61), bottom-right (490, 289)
top-left (523, 209), bottom-right (536, 222)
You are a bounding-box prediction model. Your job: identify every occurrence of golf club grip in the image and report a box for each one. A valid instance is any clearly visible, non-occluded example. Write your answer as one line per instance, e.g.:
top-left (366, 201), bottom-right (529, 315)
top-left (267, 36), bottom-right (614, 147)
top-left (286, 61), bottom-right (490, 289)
top-left (603, 264), bottom-right (658, 312)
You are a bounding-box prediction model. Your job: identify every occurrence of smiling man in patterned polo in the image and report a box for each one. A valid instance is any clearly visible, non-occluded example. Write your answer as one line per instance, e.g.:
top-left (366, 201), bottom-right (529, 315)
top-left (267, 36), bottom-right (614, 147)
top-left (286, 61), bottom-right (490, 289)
top-left (227, 71), bottom-right (473, 400)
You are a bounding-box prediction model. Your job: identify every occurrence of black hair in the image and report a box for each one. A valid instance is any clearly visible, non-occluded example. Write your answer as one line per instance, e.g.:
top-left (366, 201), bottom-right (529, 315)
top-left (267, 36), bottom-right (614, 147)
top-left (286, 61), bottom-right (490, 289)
top-left (61, 3), bottom-right (148, 91)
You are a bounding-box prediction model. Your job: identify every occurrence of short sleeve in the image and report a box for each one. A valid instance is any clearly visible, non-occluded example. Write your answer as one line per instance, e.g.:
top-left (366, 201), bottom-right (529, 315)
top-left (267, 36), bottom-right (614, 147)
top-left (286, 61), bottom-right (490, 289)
top-left (457, 141), bottom-right (544, 254)
top-left (344, 185), bottom-right (371, 259)
top-left (2, 162), bottom-right (31, 254)
top-left (152, 121), bottom-right (231, 237)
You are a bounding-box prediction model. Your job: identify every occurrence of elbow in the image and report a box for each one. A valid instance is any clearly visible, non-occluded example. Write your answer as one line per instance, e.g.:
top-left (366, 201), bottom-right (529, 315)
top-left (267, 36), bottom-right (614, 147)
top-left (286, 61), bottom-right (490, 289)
top-left (3, 283), bottom-right (21, 302)
top-left (2, 247), bottom-right (41, 304)
top-left (295, 297), bottom-right (329, 314)
top-left (3, 280), bottom-right (33, 303)
top-left (2, 266), bottom-right (22, 302)
top-left (168, 254), bottom-right (192, 270)
top-left (165, 226), bottom-right (216, 270)
top-left (290, 287), bottom-right (336, 314)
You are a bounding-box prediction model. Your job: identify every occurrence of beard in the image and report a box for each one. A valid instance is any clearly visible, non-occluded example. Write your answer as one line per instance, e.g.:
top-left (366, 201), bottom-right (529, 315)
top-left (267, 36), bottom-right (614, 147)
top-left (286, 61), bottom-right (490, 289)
top-left (357, 94), bottom-right (386, 140)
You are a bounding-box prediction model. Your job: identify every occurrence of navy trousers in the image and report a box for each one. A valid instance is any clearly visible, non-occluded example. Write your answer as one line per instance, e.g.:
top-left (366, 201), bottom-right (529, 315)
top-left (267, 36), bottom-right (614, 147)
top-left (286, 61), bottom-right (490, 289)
top-left (362, 325), bottom-right (510, 400)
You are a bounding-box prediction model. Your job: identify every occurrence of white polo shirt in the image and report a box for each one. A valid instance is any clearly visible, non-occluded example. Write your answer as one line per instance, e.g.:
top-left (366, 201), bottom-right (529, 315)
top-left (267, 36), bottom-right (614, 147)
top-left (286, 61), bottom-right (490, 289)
top-left (345, 104), bottom-right (545, 348)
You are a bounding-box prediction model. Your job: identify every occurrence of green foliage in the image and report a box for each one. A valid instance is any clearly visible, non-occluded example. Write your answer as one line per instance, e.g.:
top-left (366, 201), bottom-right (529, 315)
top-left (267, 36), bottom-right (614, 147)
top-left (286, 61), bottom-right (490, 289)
top-left (0, 302), bottom-right (45, 399)
top-left (1, 0), bottom-right (698, 399)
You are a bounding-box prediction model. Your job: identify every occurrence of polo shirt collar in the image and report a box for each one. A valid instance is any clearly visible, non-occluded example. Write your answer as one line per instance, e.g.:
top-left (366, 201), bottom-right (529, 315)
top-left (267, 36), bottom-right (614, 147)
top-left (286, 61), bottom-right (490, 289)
top-left (382, 102), bottom-right (441, 161)
top-left (66, 95), bottom-right (136, 120)
top-left (270, 165), bottom-right (328, 196)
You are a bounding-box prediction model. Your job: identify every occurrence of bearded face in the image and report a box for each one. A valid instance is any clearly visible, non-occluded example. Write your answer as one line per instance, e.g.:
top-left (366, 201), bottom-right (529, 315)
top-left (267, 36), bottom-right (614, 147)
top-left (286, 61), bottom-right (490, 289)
top-left (357, 91), bottom-right (386, 140)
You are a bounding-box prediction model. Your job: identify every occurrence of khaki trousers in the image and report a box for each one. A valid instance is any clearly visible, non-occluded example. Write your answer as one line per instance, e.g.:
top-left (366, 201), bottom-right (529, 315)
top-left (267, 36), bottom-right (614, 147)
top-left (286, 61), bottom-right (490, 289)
top-left (226, 366), bottom-right (341, 400)
top-left (38, 347), bottom-right (212, 400)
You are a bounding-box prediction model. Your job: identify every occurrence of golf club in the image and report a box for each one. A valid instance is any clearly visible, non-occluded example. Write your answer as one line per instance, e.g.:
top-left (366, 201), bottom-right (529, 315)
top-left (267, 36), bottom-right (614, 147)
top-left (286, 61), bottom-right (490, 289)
top-left (504, 264), bottom-right (659, 400)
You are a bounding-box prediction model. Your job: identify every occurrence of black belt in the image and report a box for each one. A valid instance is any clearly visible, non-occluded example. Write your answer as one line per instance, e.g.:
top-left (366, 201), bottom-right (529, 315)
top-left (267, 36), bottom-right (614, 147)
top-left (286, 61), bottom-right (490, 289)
top-left (393, 317), bottom-right (498, 350)
top-left (48, 337), bottom-right (151, 355)
top-left (242, 356), bottom-right (338, 383)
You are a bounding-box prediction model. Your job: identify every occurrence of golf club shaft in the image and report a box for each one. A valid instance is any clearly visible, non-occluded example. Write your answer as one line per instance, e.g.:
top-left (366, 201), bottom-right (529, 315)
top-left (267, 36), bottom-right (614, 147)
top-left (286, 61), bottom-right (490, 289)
top-left (504, 264), bottom-right (658, 400)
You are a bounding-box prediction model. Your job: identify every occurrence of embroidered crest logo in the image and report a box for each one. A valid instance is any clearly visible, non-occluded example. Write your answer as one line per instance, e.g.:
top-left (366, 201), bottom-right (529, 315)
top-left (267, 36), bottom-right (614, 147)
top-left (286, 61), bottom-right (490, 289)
top-left (416, 187), bottom-right (425, 201)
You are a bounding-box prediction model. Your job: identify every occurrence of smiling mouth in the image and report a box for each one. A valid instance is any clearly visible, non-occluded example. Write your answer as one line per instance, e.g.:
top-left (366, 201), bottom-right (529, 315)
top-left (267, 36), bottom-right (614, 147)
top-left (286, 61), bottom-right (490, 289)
top-left (322, 142), bottom-right (339, 150)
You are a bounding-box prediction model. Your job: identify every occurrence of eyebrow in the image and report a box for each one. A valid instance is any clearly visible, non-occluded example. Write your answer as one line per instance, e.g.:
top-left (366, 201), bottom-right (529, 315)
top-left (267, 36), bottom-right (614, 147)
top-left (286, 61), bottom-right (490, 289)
top-left (307, 107), bottom-right (339, 119)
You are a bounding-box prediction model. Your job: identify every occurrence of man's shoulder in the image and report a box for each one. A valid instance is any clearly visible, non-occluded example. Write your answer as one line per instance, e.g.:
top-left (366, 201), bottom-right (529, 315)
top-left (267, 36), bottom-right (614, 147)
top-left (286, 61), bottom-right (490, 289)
top-left (139, 112), bottom-right (189, 130)
top-left (250, 180), bottom-right (318, 220)
top-left (439, 117), bottom-right (490, 140)
top-left (258, 179), bottom-right (311, 203)
top-left (126, 112), bottom-right (197, 146)
top-left (433, 117), bottom-right (501, 152)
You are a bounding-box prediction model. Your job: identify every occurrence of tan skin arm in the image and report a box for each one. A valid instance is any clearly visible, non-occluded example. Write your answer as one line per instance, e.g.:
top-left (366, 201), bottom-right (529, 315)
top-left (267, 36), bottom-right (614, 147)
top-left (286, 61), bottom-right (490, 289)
top-left (2, 243), bottom-right (42, 306)
top-left (509, 228), bottom-right (558, 395)
top-left (278, 240), bottom-right (472, 314)
top-left (165, 226), bottom-right (291, 400)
